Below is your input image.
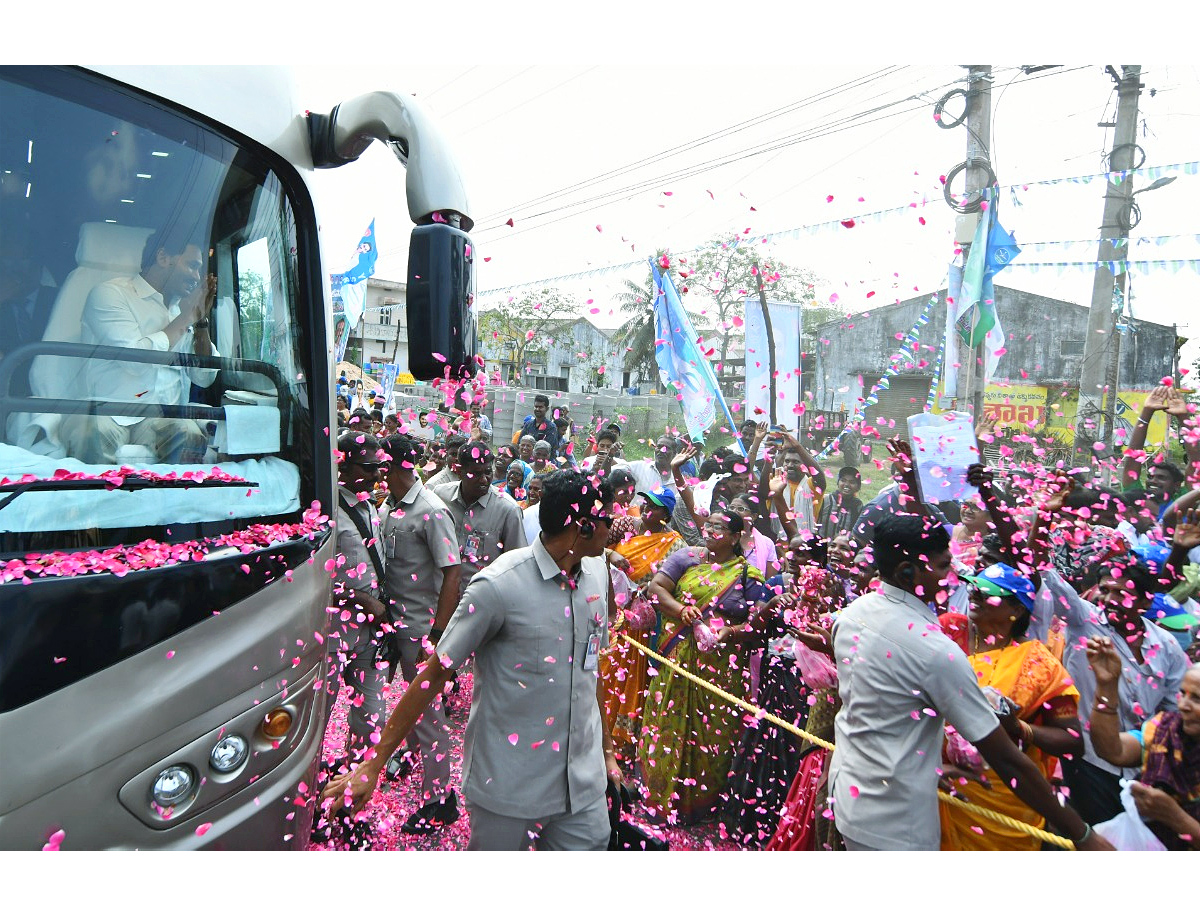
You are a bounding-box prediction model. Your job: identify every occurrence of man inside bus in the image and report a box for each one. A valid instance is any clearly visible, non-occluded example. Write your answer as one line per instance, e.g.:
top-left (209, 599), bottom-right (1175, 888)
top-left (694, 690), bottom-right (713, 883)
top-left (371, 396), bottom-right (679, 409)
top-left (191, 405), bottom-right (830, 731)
top-left (59, 225), bottom-right (219, 465)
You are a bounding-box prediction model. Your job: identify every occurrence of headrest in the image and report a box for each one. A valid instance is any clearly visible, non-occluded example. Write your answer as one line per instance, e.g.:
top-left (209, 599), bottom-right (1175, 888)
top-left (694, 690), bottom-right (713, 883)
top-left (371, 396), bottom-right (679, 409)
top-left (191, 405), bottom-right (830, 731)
top-left (74, 222), bottom-right (155, 274)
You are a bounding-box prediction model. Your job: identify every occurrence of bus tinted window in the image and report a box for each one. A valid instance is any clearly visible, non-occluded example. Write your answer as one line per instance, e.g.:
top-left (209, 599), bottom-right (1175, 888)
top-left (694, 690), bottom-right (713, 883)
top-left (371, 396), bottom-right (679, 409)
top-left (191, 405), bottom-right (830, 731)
top-left (0, 68), bottom-right (313, 551)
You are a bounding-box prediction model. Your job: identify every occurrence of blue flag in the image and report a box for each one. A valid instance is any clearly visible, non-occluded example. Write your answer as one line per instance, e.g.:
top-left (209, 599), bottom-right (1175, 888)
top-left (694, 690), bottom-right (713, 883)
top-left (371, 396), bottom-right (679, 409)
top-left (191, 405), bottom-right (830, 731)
top-left (651, 261), bottom-right (719, 440)
top-left (343, 219), bottom-right (378, 284)
top-left (334, 220), bottom-right (377, 330)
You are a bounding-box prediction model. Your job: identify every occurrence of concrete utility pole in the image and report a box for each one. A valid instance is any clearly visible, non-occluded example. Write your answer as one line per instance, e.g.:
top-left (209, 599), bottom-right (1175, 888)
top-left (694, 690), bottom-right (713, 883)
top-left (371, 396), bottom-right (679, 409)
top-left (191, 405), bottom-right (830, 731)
top-left (1077, 65), bottom-right (1141, 454)
top-left (954, 65), bottom-right (993, 420)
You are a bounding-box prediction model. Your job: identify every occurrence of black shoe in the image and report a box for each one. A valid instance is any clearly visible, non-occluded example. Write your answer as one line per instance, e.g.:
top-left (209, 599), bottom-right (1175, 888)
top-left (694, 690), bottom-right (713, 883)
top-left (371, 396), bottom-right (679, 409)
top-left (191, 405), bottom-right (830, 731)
top-left (384, 751), bottom-right (415, 782)
top-left (341, 816), bottom-right (375, 850)
top-left (401, 792), bottom-right (460, 835)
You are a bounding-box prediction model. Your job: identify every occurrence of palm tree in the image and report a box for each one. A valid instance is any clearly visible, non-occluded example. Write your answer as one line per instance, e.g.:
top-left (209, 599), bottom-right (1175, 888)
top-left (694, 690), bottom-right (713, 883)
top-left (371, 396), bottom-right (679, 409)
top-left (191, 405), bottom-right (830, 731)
top-left (611, 273), bottom-right (659, 387)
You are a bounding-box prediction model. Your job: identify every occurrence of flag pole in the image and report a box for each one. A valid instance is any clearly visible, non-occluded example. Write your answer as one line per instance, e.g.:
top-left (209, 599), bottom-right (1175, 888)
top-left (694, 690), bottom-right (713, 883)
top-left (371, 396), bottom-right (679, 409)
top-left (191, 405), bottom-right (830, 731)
top-left (653, 259), bottom-right (746, 456)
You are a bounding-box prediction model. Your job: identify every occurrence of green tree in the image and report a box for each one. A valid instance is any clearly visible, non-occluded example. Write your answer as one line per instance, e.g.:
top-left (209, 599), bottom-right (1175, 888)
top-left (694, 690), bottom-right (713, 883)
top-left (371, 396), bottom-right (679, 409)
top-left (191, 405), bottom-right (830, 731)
top-left (678, 236), bottom-right (819, 374)
top-left (478, 287), bottom-right (580, 382)
top-left (238, 270), bottom-right (268, 359)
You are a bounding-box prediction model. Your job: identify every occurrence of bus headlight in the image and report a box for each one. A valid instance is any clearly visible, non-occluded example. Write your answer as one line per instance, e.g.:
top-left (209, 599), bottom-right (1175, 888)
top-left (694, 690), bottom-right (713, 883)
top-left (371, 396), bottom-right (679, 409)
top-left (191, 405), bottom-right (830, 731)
top-left (151, 765), bottom-right (196, 806)
top-left (209, 735), bottom-right (249, 773)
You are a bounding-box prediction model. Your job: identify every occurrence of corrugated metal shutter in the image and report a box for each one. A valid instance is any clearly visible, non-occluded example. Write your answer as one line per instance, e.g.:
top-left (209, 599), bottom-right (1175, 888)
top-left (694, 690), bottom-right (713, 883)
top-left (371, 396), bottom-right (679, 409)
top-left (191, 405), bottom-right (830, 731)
top-left (860, 375), bottom-right (931, 439)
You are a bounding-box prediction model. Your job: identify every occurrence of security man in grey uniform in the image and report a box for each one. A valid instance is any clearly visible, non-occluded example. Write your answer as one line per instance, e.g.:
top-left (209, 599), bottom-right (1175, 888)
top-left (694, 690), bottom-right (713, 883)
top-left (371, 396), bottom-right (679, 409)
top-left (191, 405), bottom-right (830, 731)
top-left (377, 433), bottom-right (463, 833)
top-left (433, 440), bottom-right (527, 598)
top-left (322, 469), bottom-right (624, 850)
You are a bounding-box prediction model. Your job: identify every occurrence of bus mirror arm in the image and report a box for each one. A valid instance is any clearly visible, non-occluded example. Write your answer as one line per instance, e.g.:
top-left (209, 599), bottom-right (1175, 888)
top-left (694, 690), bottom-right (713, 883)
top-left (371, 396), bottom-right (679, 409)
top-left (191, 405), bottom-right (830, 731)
top-left (306, 92), bottom-right (473, 232)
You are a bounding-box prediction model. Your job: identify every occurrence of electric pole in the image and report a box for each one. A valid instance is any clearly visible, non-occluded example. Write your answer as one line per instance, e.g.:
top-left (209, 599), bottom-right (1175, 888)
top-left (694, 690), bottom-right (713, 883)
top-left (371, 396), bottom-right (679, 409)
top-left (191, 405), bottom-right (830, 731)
top-left (954, 65), bottom-right (993, 420)
top-left (1077, 65), bottom-right (1141, 455)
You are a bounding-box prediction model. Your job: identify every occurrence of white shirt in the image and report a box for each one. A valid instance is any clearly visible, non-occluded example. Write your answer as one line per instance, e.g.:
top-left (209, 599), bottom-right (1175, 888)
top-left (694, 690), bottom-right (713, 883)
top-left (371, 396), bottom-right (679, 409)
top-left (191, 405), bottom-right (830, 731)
top-left (81, 274), bottom-right (217, 425)
top-left (1031, 568), bottom-right (1190, 776)
top-left (780, 477), bottom-right (816, 533)
top-left (627, 459), bottom-right (666, 496)
top-left (580, 455), bottom-right (628, 472)
top-left (522, 503), bottom-right (541, 546)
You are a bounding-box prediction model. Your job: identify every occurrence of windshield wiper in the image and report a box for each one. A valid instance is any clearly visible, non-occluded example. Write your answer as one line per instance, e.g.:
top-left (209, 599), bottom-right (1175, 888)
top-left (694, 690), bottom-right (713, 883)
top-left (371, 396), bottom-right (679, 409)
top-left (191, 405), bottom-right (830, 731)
top-left (0, 477), bottom-right (260, 514)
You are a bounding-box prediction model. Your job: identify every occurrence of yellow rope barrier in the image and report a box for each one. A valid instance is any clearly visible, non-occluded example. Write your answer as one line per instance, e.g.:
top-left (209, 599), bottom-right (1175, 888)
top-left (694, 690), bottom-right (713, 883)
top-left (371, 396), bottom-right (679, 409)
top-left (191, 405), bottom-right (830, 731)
top-left (617, 632), bottom-right (1077, 850)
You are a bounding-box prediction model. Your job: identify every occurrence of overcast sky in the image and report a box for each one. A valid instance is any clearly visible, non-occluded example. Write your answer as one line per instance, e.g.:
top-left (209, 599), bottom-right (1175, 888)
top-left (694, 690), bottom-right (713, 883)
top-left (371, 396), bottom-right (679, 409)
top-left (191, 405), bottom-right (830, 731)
top-left (292, 59), bottom-right (1200, 384)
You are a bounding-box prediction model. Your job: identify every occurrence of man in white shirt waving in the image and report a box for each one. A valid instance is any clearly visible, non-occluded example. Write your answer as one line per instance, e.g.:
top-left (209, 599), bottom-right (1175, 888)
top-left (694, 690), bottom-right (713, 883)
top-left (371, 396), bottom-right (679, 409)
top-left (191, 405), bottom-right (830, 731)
top-left (62, 226), bottom-right (218, 464)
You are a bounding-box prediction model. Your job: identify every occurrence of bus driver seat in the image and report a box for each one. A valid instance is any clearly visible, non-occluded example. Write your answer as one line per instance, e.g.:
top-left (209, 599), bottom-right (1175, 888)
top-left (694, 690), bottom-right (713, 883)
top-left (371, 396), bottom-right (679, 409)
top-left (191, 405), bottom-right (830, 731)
top-left (13, 222), bottom-right (154, 458)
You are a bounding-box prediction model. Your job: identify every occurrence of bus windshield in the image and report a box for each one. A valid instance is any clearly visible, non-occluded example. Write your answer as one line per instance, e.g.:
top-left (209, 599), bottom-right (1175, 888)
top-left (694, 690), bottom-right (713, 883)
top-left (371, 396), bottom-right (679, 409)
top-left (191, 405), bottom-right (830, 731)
top-left (0, 67), bottom-right (316, 555)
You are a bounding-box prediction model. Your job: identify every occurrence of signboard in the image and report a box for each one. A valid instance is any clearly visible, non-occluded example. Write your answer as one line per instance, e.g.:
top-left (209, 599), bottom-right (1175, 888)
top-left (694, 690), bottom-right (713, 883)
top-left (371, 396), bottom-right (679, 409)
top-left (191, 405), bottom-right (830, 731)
top-left (981, 384), bottom-right (1048, 429)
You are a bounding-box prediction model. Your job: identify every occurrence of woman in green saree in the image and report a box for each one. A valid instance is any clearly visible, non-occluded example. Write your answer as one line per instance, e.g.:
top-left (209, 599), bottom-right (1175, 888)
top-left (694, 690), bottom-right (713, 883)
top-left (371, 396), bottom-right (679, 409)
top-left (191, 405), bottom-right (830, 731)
top-left (638, 511), bottom-right (767, 825)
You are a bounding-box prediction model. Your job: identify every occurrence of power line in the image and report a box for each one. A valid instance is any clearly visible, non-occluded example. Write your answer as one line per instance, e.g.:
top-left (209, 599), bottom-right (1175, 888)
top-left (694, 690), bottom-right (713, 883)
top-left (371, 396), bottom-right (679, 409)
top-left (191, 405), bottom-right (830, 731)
top-left (453, 67), bottom-right (601, 138)
top-left (473, 99), bottom-right (933, 243)
top-left (479, 64), bottom-right (1114, 241)
top-left (437, 66), bottom-right (537, 117)
top-left (470, 68), bottom-right (1006, 236)
top-left (423, 66), bottom-right (480, 101)
top-left (470, 66), bottom-right (911, 224)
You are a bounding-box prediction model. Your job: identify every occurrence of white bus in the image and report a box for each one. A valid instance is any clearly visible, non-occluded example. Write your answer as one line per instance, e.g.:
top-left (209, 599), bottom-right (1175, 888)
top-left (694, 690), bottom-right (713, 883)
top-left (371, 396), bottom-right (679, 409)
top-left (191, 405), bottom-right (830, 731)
top-left (0, 65), bottom-right (476, 849)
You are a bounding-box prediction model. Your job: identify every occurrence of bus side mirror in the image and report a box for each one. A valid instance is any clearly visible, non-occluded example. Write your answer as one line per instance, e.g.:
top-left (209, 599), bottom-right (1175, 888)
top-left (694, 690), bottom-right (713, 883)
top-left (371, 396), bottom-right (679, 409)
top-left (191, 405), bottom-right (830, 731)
top-left (406, 223), bottom-right (478, 381)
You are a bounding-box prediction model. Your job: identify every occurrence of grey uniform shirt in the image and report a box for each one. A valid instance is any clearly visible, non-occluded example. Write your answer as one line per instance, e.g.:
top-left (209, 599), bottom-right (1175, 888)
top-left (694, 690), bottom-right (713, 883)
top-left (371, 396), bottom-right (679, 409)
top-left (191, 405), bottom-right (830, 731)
top-left (380, 481), bottom-right (459, 635)
top-left (334, 486), bottom-right (384, 605)
top-left (1031, 568), bottom-right (1189, 777)
top-left (423, 466), bottom-right (458, 492)
top-left (828, 583), bottom-right (999, 850)
top-left (432, 482), bottom-right (527, 596)
top-left (435, 538), bottom-right (610, 819)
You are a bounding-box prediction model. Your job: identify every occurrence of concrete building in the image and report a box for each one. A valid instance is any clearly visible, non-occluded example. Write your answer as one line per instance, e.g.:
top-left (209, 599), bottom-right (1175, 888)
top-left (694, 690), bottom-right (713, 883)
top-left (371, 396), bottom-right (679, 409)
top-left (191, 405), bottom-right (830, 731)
top-left (811, 285), bottom-right (1180, 439)
top-left (344, 278), bottom-right (408, 378)
top-left (482, 316), bottom-right (648, 395)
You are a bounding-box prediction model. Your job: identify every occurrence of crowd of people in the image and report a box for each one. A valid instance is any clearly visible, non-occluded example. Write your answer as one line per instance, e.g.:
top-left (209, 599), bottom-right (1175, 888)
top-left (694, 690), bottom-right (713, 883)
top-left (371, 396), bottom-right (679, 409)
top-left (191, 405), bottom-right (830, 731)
top-left (315, 379), bottom-right (1200, 852)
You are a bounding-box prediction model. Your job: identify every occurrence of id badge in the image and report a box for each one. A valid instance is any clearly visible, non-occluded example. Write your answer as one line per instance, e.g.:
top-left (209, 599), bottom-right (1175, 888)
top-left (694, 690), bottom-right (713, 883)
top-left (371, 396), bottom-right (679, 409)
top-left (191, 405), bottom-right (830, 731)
top-left (465, 532), bottom-right (483, 561)
top-left (583, 632), bottom-right (602, 671)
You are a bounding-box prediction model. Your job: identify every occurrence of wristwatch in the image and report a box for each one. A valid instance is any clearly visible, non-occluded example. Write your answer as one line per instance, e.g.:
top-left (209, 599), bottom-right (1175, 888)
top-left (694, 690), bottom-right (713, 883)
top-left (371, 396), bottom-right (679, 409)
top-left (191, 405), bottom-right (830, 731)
top-left (193, 317), bottom-right (211, 330)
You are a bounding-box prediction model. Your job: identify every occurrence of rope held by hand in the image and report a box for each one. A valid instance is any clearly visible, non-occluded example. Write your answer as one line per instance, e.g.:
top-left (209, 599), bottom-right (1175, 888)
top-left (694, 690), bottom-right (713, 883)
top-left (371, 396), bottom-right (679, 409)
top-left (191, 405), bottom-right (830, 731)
top-left (616, 632), bottom-right (1076, 850)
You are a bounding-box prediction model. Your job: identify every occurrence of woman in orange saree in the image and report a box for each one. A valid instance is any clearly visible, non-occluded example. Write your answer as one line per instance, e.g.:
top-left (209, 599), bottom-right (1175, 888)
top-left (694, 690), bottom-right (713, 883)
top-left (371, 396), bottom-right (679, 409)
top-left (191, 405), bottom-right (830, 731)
top-left (601, 490), bottom-right (687, 756)
top-left (938, 563), bottom-right (1083, 851)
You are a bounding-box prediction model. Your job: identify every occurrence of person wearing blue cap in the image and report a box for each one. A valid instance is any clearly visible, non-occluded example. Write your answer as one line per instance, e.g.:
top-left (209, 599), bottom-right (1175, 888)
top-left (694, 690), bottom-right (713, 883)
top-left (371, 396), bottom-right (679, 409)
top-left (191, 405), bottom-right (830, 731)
top-left (937, 562), bottom-right (1085, 850)
top-left (598, 487), bottom-right (687, 766)
top-left (1147, 593), bottom-right (1200, 654)
top-left (827, 514), bottom-right (1110, 850)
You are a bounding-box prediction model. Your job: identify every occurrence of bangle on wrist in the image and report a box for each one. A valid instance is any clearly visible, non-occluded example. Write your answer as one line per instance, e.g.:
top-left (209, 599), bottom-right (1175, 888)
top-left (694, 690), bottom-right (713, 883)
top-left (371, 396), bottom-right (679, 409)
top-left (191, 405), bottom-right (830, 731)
top-left (1075, 822), bottom-right (1093, 846)
top-left (1019, 720), bottom-right (1034, 743)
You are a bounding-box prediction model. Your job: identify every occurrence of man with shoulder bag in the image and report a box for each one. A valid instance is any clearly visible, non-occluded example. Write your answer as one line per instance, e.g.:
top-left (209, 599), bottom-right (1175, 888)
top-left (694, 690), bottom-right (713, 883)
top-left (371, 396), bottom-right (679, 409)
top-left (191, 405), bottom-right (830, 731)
top-left (314, 432), bottom-right (395, 848)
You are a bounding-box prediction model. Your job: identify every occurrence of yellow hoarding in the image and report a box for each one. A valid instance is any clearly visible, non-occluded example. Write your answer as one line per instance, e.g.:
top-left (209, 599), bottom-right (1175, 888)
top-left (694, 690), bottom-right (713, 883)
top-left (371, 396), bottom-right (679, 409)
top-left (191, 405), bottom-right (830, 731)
top-left (934, 384), bottom-right (1170, 447)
